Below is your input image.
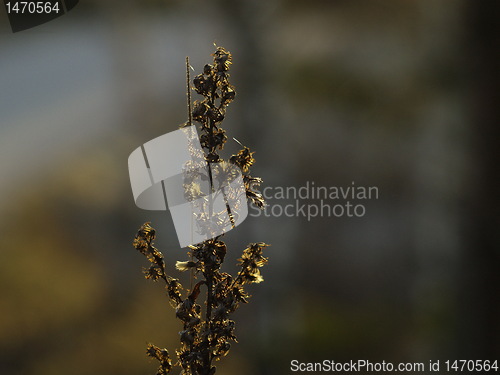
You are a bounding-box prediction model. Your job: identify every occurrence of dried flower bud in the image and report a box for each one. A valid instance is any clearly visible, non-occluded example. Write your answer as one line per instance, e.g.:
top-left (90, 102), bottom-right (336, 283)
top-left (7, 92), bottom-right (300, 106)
top-left (207, 107), bottom-right (224, 123)
top-left (144, 265), bottom-right (163, 281)
top-left (221, 88), bottom-right (236, 105)
top-left (246, 189), bottom-right (266, 209)
top-left (193, 74), bottom-right (213, 96)
top-left (237, 243), bottom-right (269, 284)
top-left (213, 47), bottom-right (232, 72)
top-left (229, 147), bottom-right (255, 173)
top-left (146, 344), bottom-right (172, 375)
top-left (203, 64), bottom-right (213, 75)
top-left (166, 278), bottom-right (183, 305)
top-left (192, 101), bottom-right (208, 120)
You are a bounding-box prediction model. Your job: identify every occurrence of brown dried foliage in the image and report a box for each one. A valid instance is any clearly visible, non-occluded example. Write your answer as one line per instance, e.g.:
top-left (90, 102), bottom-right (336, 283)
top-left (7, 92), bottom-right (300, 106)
top-left (132, 47), bottom-right (268, 375)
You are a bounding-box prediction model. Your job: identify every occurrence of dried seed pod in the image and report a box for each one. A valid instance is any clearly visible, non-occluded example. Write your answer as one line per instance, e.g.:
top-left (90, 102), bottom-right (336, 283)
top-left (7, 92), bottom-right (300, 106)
top-left (192, 101), bottom-right (208, 120)
top-left (203, 64), bottom-right (213, 75)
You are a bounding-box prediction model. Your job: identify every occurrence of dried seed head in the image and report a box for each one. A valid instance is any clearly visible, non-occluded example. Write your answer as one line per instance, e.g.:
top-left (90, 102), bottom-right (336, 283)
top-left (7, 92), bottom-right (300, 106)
top-left (146, 344), bottom-right (172, 375)
top-left (204, 64), bottom-right (213, 75)
top-left (213, 47), bottom-right (232, 72)
top-left (229, 147), bottom-right (255, 173)
top-left (144, 265), bottom-right (163, 281)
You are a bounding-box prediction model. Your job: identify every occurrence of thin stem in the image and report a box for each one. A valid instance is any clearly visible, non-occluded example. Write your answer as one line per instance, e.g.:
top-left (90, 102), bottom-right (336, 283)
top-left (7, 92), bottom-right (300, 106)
top-left (186, 56), bottom-right (192, 126)
top-left (186, 56), bottom-right (195, 292)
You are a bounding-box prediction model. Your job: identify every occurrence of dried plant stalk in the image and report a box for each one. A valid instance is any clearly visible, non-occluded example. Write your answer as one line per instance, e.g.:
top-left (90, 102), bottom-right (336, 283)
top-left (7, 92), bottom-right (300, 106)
top-left (132, 47), bottom-right (268, 375)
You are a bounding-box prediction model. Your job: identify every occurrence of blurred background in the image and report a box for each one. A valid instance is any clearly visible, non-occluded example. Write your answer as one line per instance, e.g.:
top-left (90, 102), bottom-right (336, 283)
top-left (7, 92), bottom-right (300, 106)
top-left (0, 1), bottom-right (498, 374)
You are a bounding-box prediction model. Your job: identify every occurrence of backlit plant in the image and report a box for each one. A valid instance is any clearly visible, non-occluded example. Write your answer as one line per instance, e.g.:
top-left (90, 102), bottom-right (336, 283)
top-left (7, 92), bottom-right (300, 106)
top-left (132, 47), bottom-right (268, 375)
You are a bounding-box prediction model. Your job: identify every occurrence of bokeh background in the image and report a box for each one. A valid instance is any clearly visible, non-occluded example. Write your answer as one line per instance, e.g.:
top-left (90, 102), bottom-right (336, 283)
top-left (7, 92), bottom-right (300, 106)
top-left (0, 1), bottom-right (498, 374)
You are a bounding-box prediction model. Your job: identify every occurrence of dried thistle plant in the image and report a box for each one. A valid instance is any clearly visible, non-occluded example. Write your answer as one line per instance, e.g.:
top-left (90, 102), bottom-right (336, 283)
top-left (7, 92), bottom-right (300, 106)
top-left (132, 47), bottom-right (268, 375)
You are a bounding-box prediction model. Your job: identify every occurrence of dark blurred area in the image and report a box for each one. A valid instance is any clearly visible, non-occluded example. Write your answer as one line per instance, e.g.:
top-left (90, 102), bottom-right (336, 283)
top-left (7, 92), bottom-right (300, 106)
top-left (0, 1), bottom-right (498, 374)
